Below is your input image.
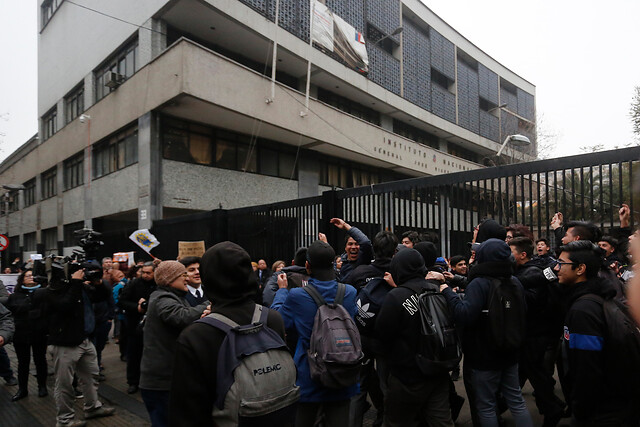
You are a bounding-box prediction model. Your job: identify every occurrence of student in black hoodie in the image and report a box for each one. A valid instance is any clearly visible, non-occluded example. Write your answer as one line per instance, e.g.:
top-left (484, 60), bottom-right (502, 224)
top-left (262, 247), bottom-right (309, 307)
top-left (170, 242), bottom-right (286, 426)
top-left (554, 241), bottom-right (637, 425)
top-left (376, 248), bottom-right (454, 427)
top-left (509, 237), bottom-right (565, 426)
top-left (441, 239), bottom-right (533, 427)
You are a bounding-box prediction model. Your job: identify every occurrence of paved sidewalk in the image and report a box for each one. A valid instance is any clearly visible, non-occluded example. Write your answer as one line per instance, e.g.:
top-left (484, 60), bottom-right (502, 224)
top-left (1, 337), bottom-right (564, 426)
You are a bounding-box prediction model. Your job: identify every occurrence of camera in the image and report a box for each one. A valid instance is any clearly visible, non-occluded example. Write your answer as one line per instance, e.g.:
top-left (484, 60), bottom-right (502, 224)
top-left (140, 301), bottom-right (149, 311)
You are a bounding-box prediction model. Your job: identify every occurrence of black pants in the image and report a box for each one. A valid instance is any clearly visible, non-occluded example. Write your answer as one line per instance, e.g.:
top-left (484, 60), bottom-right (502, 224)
top-left (384, 373), bottom-right (453, 427)
top-left (519, 336), bottom-right (564, 418)
top-left (126, 320), bottom-right (144, 386)
top-left (296, 400), bottom-right (350, 427)
top-left (90, 320), bottom-right (111, 367)
top-left (118, 317), bottom-right (128, 358)
top-left (14, 340), bottom-right (48, 389)
top-left (0, 346), bottom-right (14, 379)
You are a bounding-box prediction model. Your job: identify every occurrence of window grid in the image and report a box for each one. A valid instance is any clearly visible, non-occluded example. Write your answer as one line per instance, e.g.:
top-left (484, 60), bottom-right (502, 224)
top-left (42, 108), bottom-right (57, 141)
top-left (23, 179), bottom-right (36, 208)
top-left (41, 0), bottom-right (63, 28)
top-left (64, 152), bottom-right (84, 190)
top-left (41, 167), bottom-right (57, 200)
top-left (65, 84), bottom-right (85, 123)
top-left (95, 38), bottom-right (138, 102)
top-left (93, 126), bottom-right (138, 179)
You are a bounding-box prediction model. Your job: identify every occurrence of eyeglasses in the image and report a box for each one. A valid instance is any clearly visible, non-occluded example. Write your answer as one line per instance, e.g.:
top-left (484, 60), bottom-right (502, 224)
top-left (554, 261), bottom-right (578, 267)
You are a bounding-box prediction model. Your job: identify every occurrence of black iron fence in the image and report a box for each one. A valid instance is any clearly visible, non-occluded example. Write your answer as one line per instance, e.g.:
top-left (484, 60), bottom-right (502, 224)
top-left (109, 146), bottom-right (640, 262)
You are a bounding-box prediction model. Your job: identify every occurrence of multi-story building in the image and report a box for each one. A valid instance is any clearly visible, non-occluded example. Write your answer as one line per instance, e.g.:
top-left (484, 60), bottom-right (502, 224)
top-left (0, 0), bottom-right (535, 259)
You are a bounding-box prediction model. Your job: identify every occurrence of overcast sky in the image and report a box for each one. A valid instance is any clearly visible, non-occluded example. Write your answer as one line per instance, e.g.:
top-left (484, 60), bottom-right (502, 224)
top-left (0, 1), bottom-right (638, 162)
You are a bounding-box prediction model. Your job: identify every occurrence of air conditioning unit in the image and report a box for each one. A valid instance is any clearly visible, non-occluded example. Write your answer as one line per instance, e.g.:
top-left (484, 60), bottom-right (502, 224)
top-left (104, 71), bottom-right (125, 89)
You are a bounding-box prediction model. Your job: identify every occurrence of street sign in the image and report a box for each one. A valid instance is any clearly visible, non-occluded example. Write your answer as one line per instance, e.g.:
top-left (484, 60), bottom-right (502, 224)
top-left (0, 234), bottom-right (8, 251)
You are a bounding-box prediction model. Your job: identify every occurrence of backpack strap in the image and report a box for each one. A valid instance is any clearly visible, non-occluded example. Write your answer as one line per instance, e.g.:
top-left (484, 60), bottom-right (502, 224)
top-left (196, 304), bottom-right (267, 332)
top-left (304, 284), bottom-right (326, 307)
top-left (335, 283), bottom-right (346, 305)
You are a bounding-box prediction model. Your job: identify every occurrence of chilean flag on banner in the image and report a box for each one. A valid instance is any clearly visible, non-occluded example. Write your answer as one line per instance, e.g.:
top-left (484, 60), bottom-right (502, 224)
top-left (355, 30), bottom-right (365, 44)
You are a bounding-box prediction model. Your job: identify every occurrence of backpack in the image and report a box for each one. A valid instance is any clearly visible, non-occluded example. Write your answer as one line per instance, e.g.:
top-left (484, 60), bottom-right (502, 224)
top-left (405, 281), bottom-right (462, 375)
top-left (485, 277), bottom-right (526, 352)
top-left (197, 304), bottom-right (300, 427)
top-left (578, 294), bottom-right (640, 400)
top-left (304, 283), bottom-right (364, 389)
top-left (355, 277), bottom-right (392, 336)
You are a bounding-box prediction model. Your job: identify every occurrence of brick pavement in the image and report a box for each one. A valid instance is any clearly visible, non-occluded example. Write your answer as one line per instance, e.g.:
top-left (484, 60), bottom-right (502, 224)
top-left (1, 337), bottom-right (563, 426)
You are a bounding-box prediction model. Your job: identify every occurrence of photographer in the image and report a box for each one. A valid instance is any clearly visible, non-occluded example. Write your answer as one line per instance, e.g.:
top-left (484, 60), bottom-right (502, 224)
top-left (119, 261), bottom-right (157, 394)
top-left (47, 264), bottom-right (115, 426)
top-left (84, 261), bottom-right (115, 379)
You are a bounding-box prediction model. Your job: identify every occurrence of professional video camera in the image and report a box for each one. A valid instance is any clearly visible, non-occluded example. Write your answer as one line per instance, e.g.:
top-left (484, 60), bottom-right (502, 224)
top-left (33, 228), bottom-right (104, 286)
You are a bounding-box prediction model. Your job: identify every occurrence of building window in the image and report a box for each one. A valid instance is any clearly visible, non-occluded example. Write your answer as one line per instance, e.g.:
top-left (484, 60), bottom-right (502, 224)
top-left (43, 227), bottom-right (58, 256)
top-left (42, 107), bottom-right (57, 141)
top-left (7, 192), bottom-right (19, 213)
top-left (41, 0), bottom-right (63, 28)
top-left (93, 125), bottom-right (138, 179)
top-left (23, 179), bottom-right (36, 207)
top-left (95, 38), bottom-right (138, 102)
top-left (24, 232), bottom-right (36, 252)
top-left (366, 23), bottom-right (396, 56)
top-left (64, 151), bottom-right (84, 190)
top-left (317, 88), bottom-right (381, 126)
top-left (431, 69), bottom-right (454, 92)
top-left (161, 117), bottom-right (297, 179)
top-left (393, 120), bottom-right (440, 149)
top-left (65, 84), bottom-right (84, 123)
top-left (41, 167), bottom-right (57, 200)
top-left (448, 143), bottom-right (478, 163)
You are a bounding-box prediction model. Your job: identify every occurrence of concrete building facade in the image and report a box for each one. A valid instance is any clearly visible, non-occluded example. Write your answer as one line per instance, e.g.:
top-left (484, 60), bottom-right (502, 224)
top-left (0, 0), bottom-right (535, 258)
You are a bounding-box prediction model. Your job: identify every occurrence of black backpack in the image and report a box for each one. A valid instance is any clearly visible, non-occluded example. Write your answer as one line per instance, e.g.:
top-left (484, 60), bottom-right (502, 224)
top-left (354, 277), bottom-right (392, 336)
top-left (485, 277), bottom-right (526, 352)
top-left (578, 294), bottom-right (640, 401)
top-left (405, 281), bottom-right (462, 375)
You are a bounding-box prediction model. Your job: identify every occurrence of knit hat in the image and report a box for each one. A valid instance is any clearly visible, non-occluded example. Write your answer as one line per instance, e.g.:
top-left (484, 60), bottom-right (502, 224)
top-left (154, 261), bottom-right (186, 287)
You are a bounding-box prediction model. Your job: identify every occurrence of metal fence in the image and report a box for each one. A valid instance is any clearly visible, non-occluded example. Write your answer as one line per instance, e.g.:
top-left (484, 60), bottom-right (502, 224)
top-left (139, 146), bottom-right (640, 262)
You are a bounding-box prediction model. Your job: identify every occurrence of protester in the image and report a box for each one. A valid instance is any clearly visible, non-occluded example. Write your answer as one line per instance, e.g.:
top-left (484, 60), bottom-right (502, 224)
top-left (0, 279), bottom-right (17, 386)
top-left (139, 261), bottom-right (208, 427)
top-left (272, 240), bottom-right (359, 427)
top-left (331, 217), bottom-right (373, 282)
top-left (441, 239), bottom-right (533, 426)
top-left (170, 241), bottom-right (292, 426)
top-left (401, 231), bottom-right (420, 248)
top-left (111, 269), bottom-right (128, 361)
top-left (179, 256), bottom-right (207, 307)
top-left (554, 241), bottom-right (637, 424)
top-left (376, 248), bottom-right (454, 426)
top-left (262, 247), bottom-right (309, 308)
top-left (6, 269), bottom-right (50, 400)
top-left (0, 302), bottom-right (15, 389)
top-left (86, 261), bottom-right (114, 379)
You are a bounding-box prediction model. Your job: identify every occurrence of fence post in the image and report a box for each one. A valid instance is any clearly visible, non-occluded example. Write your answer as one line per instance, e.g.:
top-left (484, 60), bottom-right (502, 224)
top-left (210, 208), bottom-right (229, 245)
top-left (322, 189), bottom-right (342, 252)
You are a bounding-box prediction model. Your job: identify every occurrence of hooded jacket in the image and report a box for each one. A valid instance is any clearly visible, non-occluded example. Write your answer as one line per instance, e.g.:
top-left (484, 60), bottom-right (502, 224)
top-left (559, 276), bottom-right (634, 423)
top-left (345, 257), bottom-right (391, 291)
top-left (375, 249), bottom-right (448, 384)
top-left (261, 264), bottom-right (309, 307)
top-left (5, 284), bottom-right (49, 343)
top-left (442, 239), bottom-right (525, 370)
top-left (514, 257), bottom-right (557, 338)
top-left (170, 242), bottom-right (285, 426)
top-left (337, 226), bottom-right (373, 282)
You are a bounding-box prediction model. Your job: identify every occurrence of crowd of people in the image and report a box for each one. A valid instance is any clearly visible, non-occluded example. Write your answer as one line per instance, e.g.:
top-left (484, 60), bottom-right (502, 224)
top-left (0, 206), bottom-right (639, 427)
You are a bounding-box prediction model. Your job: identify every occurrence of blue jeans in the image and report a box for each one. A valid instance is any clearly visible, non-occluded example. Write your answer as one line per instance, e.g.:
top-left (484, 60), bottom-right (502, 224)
top-left (471, 364), bottom-right (533, 427)
top-left (141, 388), bottom-right (169, 427)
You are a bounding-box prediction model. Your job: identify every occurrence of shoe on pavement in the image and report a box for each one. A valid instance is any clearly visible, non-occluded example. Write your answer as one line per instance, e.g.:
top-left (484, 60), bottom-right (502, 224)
top-left (85, 406), bottom-right (115, 419)
top-left (12, 389), bottom-right (28, 401)
top-left (127, 384), bottom-right (139, 394)
top-left (38, 386), bottom-right (48, 397)
top-left (4, 376), bottom-right (18, 386)
top-left (55, 420), bottom-right (87, 427)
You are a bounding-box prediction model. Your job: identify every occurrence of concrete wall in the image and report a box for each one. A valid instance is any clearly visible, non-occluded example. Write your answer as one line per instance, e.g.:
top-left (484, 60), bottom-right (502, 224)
top-left (38, 0), bottom-right (170, 116)
top-left (162, 160), bottom-right (299, 210)
top-left (90, 165), bottom-right (139, 217)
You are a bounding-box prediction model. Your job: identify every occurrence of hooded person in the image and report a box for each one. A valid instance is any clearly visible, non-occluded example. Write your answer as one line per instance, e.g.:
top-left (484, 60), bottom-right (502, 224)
top-left (169, 242), bottom-right (286, 427)
top-left (441, 239), bottom-right (533, 426)
top-left (375, 249), bottom-right (454, 427)
top-left (262, 247), bottom-right (310, 307)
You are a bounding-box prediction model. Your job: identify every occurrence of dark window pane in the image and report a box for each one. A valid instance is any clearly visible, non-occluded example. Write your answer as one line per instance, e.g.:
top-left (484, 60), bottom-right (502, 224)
top-left (216, 139), bottom-right (237, 169)
top-left (163, 129), bottom-right (191, 162)
top-left (278, 153), bottom-right (296, 179)
top-left (190, 133), bottom-right (213, 165)
top-left (259, 148), bottom-right (278, 177)
top-left (237, 144), bottom-right (257, 172)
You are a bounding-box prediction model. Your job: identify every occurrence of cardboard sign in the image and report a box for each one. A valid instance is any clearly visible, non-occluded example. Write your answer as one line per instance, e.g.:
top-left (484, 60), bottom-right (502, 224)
top-left (178, 241), bottom-right (206, 259)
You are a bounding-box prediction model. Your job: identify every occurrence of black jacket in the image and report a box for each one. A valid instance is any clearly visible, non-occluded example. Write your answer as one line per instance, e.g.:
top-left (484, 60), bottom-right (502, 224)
top-left (514, 258), bottom-right (556, 338)
top-left (345, 258), bottom-right (390, 291)
top-left (443, 240), bottom-right (525, 370)
top-left (47, 279), bottom-right (110, 347)
top-left (5, 285), bottom-right (49, 343)
top-left (337, 226), bottom-right (373, 282)
top-left (261, 265), bottom-right (309, 307)
top-left (559, 276), bottom-right (633, 423)
top-left (92, 279), bottom-right (115, 324)
top-left (119, 277), bottom-right (157, 323)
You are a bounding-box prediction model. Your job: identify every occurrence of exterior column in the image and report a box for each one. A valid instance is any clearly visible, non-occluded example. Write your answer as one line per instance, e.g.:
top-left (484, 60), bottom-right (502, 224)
top-left (137, 112), bottom-right (162, 229)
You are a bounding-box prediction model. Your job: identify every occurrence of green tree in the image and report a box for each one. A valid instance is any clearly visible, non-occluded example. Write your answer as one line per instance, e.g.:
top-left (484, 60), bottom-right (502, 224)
top-left (632, 86), bottom-right (640, 140)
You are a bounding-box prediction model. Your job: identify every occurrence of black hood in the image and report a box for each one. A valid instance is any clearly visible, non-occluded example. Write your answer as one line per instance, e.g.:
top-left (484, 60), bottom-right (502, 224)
top-left (476, 219), bottom-right (506, 243)
top-left (414, 242), bottom-right (438, 268)
top-left (469, 239), bottom-right (514, 280)
top-left (200, 241), bottom-right (259, 307)
top-left (390, 248), bottom-right (427, 286)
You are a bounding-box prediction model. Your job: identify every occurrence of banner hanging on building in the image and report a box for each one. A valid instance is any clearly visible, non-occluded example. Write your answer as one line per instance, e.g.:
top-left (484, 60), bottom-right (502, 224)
top-left (310, 0), bottom-right (369, 74)
top-left (129, 229), bottom-right (160, 253)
